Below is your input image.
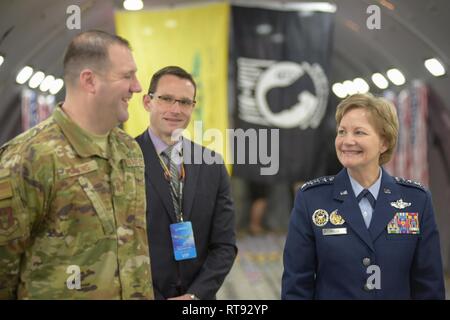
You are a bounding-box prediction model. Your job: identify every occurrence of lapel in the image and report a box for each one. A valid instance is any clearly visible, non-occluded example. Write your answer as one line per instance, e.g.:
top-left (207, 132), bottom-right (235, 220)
top-left (137, 130), bottom-right (176, 223)
top-left (332, 169), bottom-right (375, 252)
top-left (181, 139), bottom-right (200, 221)
top-left (368, 168), bottom-right (400, 241)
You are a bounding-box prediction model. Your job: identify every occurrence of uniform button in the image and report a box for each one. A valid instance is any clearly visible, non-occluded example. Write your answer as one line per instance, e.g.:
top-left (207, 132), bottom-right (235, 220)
top-left (362, 257), bottom-right (371, 266)
top-left (363, 284), bottom-right (373, 291)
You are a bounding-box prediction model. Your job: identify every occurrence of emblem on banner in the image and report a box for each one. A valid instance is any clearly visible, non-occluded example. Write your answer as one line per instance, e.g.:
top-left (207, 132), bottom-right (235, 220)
top-left (312, 209), bottom-right (329, 227)
top-left (329, 210), bottom-right (345, 225)
top-left (237, 58), bottom-right (329, 129)
top-left (390, 199), bottom-right (411, 209)
top-left (387, 212), bottom-right (420, 234)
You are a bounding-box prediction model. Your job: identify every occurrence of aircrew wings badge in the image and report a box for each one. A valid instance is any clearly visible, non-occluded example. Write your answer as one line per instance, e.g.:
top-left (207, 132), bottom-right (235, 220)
top-left (390, 199), bottom-right (411, 209)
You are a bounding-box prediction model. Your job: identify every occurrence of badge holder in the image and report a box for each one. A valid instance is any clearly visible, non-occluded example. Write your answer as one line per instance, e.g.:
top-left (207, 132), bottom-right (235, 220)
top-left (170, 221), bottom-right (197, 261)
top-left (159, 149), bottom-right (197, 261)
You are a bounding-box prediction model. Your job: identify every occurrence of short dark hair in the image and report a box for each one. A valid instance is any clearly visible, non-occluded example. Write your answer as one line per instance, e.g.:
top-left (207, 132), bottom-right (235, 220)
top-left (147, 66), bottom-right (196, 98)
top-left (63, 30), bottom-right (131, 85)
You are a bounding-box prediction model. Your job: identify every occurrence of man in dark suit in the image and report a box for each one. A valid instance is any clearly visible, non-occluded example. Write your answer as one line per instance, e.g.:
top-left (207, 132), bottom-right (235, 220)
top-left (136, 66), bottom-right (237, 300)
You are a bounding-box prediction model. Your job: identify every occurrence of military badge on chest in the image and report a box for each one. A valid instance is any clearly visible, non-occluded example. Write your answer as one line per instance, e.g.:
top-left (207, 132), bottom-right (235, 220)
top-left (387, 199), bottom-right (419, 234)
top-left (312, 209), bottom-right (329, 227)
top-left (312, 209), bottom-right (347, 235)
top-left (329, 210), bottom-right (345, 225)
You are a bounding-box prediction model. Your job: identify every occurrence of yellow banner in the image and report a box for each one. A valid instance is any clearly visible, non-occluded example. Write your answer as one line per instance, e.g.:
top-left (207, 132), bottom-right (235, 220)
top-left (115, 3), bottom-right (230, 161)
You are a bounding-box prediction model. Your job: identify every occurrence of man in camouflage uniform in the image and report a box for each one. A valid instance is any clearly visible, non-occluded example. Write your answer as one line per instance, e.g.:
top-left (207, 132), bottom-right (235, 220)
top-left (0, 30), bottom-right (154, 299)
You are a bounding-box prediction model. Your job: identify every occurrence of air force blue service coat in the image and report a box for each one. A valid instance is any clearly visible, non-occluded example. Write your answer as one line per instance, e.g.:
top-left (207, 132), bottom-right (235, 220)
top-left (282, 168), bottom-right (445, 300)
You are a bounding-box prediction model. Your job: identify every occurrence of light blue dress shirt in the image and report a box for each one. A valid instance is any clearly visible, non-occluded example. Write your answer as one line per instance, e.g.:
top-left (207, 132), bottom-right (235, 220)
top-left (148, 127), bottom-right (183, 174)
top-left (348, 168), bottom-right (382, 228)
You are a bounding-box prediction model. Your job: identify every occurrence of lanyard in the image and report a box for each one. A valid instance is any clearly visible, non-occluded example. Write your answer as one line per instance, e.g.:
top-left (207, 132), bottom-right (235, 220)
top-left (157, 151), bottom-right (185, 222)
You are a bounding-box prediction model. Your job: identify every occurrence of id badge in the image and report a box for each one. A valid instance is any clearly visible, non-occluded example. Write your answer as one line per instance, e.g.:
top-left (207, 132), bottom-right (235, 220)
top-left (170, 221), bottom-right (197, 261)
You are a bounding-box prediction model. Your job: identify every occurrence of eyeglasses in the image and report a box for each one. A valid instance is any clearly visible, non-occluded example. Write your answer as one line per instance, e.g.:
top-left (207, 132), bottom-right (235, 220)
top-left (149, 93), bottom-right (195, 108)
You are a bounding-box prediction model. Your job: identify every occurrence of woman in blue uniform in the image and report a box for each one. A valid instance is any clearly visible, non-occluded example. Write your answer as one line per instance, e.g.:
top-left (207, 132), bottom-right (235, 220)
top-left (282, 93), bottom-right (445, 299)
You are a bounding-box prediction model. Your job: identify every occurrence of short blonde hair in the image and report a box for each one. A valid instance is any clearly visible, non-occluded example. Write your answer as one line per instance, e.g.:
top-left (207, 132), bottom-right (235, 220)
top-left (335, 93), bottom-right (399, 165)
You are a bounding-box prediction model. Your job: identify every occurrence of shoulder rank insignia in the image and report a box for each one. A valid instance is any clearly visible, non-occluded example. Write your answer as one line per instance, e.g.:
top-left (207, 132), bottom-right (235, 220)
top-left (390, 199), bottom-right (411, 209)
top-left (301, 176), bottom-right (335, 191)
top-left (329, 210), bottom-right (345, 225)
top-left (312, 209), bottom-right (329, 227)
top-left (394, 177), bottom-right (425, 191)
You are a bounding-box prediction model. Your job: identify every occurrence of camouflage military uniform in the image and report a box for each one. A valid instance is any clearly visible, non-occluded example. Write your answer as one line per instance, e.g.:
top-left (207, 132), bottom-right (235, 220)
top-left (0, 105), bottom-right (154, 299)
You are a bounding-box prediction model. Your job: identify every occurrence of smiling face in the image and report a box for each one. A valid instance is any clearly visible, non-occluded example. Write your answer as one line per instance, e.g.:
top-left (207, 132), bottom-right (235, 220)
top-left (95, 44), bottom-right (142, 126)
top-left (335, 107), bottom-right (388, 176)
top-left (143, 74), bottom-right (195, 143)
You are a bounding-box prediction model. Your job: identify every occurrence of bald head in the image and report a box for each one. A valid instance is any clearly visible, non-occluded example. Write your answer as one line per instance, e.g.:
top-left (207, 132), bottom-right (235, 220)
top-left (63, 30), bottom-right (131, 87)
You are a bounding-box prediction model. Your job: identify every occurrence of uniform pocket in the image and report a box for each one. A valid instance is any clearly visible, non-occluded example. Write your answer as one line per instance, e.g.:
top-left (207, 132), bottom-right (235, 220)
top-left (0, 176), bottom-right (26, 244)
top-left (52, 162), bottom-right (114, 253)
top-left (0, 201), bottom-right (20, 239)
top-left (78, 176), bottom-right (115, 236)
top-left (121, 158), bottom-right (145, 220)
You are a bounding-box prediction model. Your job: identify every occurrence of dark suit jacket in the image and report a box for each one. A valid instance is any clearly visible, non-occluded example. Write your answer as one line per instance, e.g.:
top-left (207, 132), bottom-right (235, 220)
top-left (136, 130), bottom-right (237, 300)
top-left (282, 168), bottom-right (445, 300)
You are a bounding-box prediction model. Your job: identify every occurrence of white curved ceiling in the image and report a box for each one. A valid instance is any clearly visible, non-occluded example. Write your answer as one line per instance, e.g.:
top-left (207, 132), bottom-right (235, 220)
top-left (0, 0), bottom-right (449, 142)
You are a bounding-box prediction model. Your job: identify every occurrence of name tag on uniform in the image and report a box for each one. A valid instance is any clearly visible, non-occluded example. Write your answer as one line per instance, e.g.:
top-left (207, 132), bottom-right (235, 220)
top-left (170, 221), bottom-right (197, 261)
top-left (322, 227), bottom-right (347, 236)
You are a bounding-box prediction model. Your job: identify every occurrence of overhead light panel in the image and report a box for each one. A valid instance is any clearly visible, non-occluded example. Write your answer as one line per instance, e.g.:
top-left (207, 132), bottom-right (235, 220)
top-left (353, 78), bottom-right (370, 93)
top-left (386, 68), bottom-right (405, 86)
top-left (16, 66), bottom-right (34, 84)
top-left (332, 83), bottom-right (347, 99)
top-left (123, 0), bottom-right (143, 11)
top-left (424, 58), bottom-right (446, 77)
top-left (371, 73), bottom-right (389, 89)
top-left (29, 71), bottom-right (45, 89)
top-left (0, 55), bottom-right (4, 67)
top-left (49, 78), bottom-right (64, 95)
top-left (39, 75), bottom-right (55, 92)
top-left (343, 80), bottom-right (357, 95)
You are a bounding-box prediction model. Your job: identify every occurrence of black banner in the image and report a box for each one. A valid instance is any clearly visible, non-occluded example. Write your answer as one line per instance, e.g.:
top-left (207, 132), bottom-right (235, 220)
top-left (231, 4), bottom-right (335, 183)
